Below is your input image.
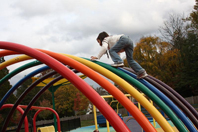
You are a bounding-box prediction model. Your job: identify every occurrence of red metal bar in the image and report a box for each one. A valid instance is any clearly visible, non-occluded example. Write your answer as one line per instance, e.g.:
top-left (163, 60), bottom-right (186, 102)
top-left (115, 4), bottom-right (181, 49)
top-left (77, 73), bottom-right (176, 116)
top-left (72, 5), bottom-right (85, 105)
top-left (0, 104), bottom-right (29, 132)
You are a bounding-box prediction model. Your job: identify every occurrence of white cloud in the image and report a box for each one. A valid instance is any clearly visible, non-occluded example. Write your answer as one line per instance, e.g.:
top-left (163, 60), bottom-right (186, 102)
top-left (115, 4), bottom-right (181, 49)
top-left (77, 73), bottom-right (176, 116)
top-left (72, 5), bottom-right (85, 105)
top-left (0, 0), bottom-right (195, 86)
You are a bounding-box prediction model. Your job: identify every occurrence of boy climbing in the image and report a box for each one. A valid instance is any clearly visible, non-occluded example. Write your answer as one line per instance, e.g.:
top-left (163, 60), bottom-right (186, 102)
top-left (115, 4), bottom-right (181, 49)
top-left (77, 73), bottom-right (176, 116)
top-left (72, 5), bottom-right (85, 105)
top-left (91, 31), bottom-right (148, 79)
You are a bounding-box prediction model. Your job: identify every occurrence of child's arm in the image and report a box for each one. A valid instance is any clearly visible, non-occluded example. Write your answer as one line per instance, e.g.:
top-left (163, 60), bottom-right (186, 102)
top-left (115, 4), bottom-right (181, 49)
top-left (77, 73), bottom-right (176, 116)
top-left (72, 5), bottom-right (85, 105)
top-left (91, 42), bottom-right (108, 60)
top-left (91, 56), bottom-right (98, 60)
top-left (97, 43), bottom-right (108, 59)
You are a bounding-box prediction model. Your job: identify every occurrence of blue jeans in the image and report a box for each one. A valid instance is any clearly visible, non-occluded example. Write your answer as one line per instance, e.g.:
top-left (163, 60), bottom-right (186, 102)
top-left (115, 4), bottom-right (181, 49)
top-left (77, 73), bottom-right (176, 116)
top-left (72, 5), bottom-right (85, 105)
top-left (109, 35), bottom-right (145, 74)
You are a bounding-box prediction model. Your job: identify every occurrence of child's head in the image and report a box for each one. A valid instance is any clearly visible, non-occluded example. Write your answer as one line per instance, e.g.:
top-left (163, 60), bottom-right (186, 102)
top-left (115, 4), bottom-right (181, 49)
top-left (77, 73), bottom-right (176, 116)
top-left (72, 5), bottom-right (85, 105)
top-left (96, 31), bottom-right (109, 46)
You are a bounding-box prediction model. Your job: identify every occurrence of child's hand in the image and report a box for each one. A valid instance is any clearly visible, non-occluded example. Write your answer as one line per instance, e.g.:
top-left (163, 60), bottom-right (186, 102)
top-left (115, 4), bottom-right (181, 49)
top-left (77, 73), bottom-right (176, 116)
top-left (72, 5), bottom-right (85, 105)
top-left (91, 56), bottom-right (98, 60)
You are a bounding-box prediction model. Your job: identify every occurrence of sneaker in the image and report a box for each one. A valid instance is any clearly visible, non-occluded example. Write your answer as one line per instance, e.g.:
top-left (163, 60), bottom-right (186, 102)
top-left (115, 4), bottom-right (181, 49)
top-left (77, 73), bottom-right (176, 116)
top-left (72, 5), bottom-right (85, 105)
top-left (111, 63), bottom-right (124, 67)
top-left (137, 71), bottom-right (148, 79)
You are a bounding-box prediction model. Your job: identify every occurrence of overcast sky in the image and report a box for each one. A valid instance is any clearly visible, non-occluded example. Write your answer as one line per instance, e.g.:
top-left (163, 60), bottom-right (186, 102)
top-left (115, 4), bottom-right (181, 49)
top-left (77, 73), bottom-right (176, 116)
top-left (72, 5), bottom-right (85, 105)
top-left (0, 0), bottom-right (195, 87)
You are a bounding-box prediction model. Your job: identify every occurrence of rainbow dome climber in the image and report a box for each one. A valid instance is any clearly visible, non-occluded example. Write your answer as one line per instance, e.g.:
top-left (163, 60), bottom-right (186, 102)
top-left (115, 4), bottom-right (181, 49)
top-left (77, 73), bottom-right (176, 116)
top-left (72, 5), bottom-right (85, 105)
top-left (0, 41), bottom-right (197, 132)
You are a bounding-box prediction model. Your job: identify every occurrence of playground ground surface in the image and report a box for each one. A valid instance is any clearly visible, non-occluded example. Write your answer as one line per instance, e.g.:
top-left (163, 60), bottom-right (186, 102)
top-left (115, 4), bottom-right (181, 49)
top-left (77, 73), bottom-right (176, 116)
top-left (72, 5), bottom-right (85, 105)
top-left (69, 116), bottom-right (178, 132)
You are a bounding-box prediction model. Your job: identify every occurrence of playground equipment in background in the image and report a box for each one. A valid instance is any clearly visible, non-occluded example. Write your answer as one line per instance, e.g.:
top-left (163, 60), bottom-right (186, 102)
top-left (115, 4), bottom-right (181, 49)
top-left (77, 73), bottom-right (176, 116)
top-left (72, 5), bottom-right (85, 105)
top-left (94, 95), bottom-right (129, 132)
top-left (97, 113), bottom-right (123, 126)
top-left (31, 74), bottom-right (87, 131)
top-left (32, 75), bottom-right (87, 87)
top-left (125, 94), bottom-right (157, 127)
top-left (0, 104), bottom-right (60, 132)
top-left (0, 104), bottom-right (29, 132)
top-left (37, 125), bottom-right (55, 132)
top-left (93, 94), bottom-right (176, 132)
top-left (0, 41), bottom-right (198, 132)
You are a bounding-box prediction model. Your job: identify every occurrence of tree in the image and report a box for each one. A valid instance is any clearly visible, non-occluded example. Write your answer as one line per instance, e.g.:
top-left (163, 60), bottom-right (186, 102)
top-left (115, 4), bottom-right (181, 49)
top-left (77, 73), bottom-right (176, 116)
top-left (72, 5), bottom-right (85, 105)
top-left (159, 14), bottom-right (187, 50)
top-left (174, 1), bottom-right (198, 96)
top-left (94, 86), bottom-right (109, 95)
top-left (54, 84), bottom-right (80, 117)
top-left (73, 92), bottom-right (89, 115)
top-left (10, 111), bottom-right (22, 125)
top-left (38, 99), bottom-right (53, 120)
top-left (133, 36), bottom-right (171, 73)
top-left (31, 69), bottom-right (89, 118)
top-left (188, 0), bottom-right (198, 30)
top-left (15, 78), bottom-right (41, 126)
top-left (16, 77), bottom-right (53, 123)
top-left (133, 36), bottom-right (180, 87)
top-left (174, 32), bottom-right (198, 97)
top-left (16, 78), bottom-right (41, 106)
top-left (0, 57), bottom-right (15, 103)
top-left (0, 57), bottom-right (16, 129)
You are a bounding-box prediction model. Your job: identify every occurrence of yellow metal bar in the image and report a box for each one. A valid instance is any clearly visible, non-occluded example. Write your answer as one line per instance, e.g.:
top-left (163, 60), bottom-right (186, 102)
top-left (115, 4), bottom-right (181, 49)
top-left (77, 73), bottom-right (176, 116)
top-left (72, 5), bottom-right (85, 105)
top-left (106, 120), bottom-right (110, 132)
top-left (150, 100), bottom-right (156, 127)
top-left (93, 105), bottom-right (98, 130)
top-left (138, 102), bottom-right (141, 111)
top-left (116, 102), bottom-right (119, 114)
top-left (103, 96), bottom-right (121, 132)
top-left (101, 94), bottom-right (131, 98)
top-left (109, 98), bottom-right (114, 106)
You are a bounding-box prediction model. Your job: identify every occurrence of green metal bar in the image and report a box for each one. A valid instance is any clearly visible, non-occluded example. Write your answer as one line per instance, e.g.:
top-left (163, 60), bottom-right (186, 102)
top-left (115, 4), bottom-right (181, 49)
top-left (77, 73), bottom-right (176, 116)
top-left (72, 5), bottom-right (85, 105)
top-left (51, 90), bottom-right (57, 132)
top-left (87, 59), bottom-right (187, 132)
top-left (0, 60), bottom-right (42, 86)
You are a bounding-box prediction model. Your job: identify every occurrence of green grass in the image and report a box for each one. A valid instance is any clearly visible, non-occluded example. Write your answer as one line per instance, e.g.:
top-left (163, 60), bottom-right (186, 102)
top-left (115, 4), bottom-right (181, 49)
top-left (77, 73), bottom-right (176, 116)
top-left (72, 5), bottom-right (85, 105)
top-left (81, 119), bottom-right (95, 127)
top-left (192, 104), bottom-right (198, 107)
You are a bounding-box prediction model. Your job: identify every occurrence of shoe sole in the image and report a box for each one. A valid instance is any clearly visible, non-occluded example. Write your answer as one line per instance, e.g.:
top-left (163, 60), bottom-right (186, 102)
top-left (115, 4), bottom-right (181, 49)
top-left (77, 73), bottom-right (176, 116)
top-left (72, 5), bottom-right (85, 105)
top-left (137, 74), bottom-right (148, 79)
top-left (111, 64), bottom-right (124, 67)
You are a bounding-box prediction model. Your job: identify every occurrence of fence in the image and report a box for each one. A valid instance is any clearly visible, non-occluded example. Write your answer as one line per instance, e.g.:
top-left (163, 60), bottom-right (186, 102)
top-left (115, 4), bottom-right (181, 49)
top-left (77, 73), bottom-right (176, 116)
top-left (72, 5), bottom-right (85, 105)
top-left (185, 96), bottom-right (198, 104)
top-left (6, 108), bottom-right (127, 132)
top-left (36, 117), bottom-right (80, 131)
top-left (79, 108), bottom-right (128, 121)
top-left (6, 117), bottom-right (80, 132)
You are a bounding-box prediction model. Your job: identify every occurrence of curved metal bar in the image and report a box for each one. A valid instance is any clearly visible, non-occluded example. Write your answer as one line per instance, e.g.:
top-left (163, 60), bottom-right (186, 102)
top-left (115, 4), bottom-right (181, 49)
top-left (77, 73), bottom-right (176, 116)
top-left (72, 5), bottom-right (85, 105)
top-left (33, 108), bottom-right (60, 132)
top-left (1, 68), bottom-right (55, 132)
top-left (18, 105), bottom-right (62, 132)
top-left (1, 56), bottom-right (156, 131)
top-left (0, 60), bottom-right (42, 87)
top-left (90, 60), bottom-right (188, 132)
top-left (119, 68), bottom-right (197, 132)
top-left (0, 51), bottom-right (170, 132)
top-left (122, 67), bottom-right (198, 129)
top-left (149, 75), bottom-right (198, 120)
top-left (0, 66), bottom-right (50, 108)
top-left (4, 69), bottom-right (77, 132)
top-left (0, 54), bottom-right (157, 131)
top-left (0, 42), bottom-right (130, 132)
top-left (33, 110), bottom-right (42, 132)
top-left (0, 104), bottom-right (29, 132)
top-left (17, 75), bottom-right (63, 132)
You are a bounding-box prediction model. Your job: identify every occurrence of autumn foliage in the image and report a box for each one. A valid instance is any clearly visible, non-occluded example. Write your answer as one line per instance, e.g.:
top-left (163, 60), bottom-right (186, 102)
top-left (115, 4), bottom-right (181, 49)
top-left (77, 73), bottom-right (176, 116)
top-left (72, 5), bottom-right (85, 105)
top-left (54, 84), bottom-right (89, 116)
top-left (73, 92), bottom-right (89, 111)
top-left (132, 36), bottom-right (180, 87)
